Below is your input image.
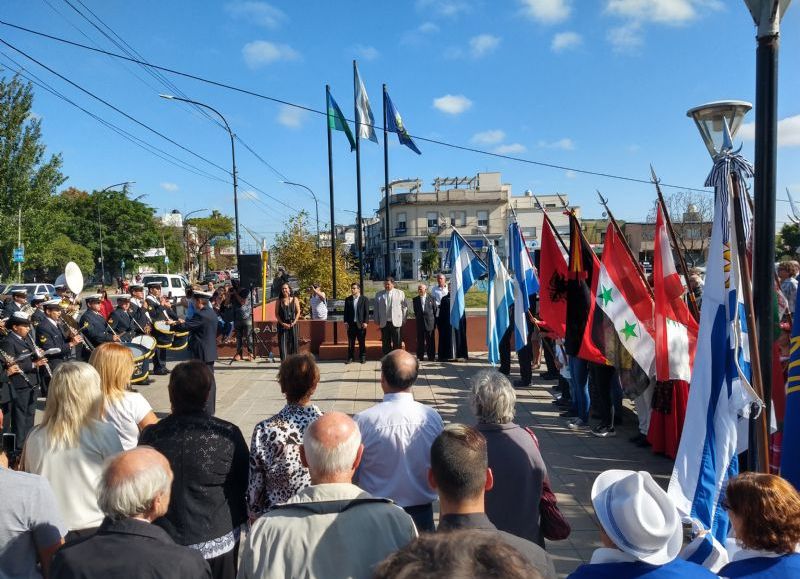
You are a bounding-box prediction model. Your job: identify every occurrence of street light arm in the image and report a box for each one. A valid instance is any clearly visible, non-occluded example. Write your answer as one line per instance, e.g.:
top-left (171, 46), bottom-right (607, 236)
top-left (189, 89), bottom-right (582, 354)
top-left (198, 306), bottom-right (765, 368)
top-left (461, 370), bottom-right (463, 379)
top-left (281, 180), bottom-right (319, 203)
top-left (159, 94), bottom-right (233, 136)
top-left (100, 181), bottom-right (135, 193)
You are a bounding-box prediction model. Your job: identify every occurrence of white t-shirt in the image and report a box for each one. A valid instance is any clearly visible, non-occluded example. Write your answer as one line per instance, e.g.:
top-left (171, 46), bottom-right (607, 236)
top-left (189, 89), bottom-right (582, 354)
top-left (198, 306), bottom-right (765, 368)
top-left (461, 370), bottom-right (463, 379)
top-left (23, 421), bottom-right (123, 531)
top-left (104, 392), bottom-right (153, 450)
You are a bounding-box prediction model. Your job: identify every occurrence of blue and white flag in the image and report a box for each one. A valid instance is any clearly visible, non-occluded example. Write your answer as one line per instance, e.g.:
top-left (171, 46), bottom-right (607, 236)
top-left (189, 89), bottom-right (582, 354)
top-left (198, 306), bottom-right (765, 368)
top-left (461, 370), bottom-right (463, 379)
top-left (509, 222), bottom-right (540, 351)
top-left (487, 244), bottom-right (514, 365)
top-left (354, 62), bottom-right (378, 143)
top-left (449, 230), bottom-right (487, 329)
top-left (668, 148), bottom-right (756, 544)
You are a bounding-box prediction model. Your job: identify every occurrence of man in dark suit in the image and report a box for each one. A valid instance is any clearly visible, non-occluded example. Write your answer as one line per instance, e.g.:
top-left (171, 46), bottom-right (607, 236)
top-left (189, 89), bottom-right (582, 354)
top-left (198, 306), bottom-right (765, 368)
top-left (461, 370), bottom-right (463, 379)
top-left (344, 282), bottom-right (369, 364)
top-left (36, 299), bottom-right (81, 373)
top-left (4, 288), bottom-right (28, 315)
top-left (184, 291), bottom-right (218, 415)
top-left (78, 294), bottom-right (119, 360)
top-left (108, 294), bottom-right (136, 341)
top-left (412, 283), bottom-right (436, 361)
top-left (51, 447), bottom-right (211, 579)
top-left (146, 283), bottom-right (172, 375)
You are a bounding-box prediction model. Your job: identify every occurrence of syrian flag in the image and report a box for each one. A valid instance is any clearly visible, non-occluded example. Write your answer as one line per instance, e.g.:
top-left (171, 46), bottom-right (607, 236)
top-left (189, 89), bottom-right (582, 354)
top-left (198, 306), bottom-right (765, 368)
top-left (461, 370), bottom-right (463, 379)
top-left (487, 244), bottom-right (514, 365)
top-left (449, 230), bottom-right (487, 328)
top-left (654, 203), bottom-right (698, 383)
top-left (538, 217), bottom-right (568, 338)
top-left (509, 222), bottom-right (539, 351)
top-left (590, 222), bottom-right (656, 397)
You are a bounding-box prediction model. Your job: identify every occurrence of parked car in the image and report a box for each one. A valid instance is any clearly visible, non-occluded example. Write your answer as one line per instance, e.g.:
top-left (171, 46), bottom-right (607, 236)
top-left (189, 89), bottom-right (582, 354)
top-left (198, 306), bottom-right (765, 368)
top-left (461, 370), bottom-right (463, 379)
top-left (3, 283), bottom-right (56, 302)
top-left (140, 274), bottom-right (190, 302)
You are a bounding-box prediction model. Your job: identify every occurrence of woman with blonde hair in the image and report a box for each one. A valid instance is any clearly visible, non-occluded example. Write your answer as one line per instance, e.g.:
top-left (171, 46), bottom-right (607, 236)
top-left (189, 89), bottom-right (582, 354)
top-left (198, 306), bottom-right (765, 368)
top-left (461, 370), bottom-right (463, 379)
top-left (89, 342), bottom-right (157, 450)
top-left (22, 361), bottom-right (123, 540)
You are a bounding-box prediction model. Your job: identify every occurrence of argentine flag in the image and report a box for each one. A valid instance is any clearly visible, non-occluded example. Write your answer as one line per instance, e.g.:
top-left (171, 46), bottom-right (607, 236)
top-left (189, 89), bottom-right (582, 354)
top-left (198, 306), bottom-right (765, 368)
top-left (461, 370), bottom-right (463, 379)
top-left (509, 222), bottom-right (540, 351)
top-left (668, 153), bottom-right (755, 544)
top-left (449, 230), bottom-right (487, 329)
top-left (487, 245), bottom-right (514, 365)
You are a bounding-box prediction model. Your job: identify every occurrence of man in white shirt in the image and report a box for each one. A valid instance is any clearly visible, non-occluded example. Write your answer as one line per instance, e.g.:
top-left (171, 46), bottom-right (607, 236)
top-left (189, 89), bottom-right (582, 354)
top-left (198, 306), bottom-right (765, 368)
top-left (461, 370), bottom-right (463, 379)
top-left (374, 277), bottom-right (408, 355)
top-left (354, 349), bottom-right (444, 532)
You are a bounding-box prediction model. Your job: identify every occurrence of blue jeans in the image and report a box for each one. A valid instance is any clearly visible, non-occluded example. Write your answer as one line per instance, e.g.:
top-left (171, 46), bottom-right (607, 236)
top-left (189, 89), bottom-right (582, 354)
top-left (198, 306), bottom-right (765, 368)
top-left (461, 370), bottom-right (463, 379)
top-left (569, 356), bottom-right (590, 423)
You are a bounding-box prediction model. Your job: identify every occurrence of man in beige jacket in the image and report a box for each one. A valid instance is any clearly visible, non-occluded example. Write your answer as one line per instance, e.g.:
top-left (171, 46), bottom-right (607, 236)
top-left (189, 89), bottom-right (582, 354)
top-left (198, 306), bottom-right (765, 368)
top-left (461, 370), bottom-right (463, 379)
top-left (374, 277), bottom-right (408, 355)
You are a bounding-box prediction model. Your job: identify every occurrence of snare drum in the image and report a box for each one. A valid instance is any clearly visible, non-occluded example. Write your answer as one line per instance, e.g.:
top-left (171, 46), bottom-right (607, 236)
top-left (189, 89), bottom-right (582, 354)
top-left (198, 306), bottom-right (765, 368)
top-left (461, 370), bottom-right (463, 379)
top-left (152, 321), bottom-right (174, 349)
top-left (131, 335), bottom-right (157, 359)
top-left (125, 343), bottom-right (151, 384)
top-left (170, 330), bottom-right (189, 351)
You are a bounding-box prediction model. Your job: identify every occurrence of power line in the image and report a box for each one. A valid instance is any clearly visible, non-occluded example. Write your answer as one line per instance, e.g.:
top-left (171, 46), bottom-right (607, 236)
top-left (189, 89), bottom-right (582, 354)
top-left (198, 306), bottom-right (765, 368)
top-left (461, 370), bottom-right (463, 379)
top-left (0, 19), bottom-right (716, 194)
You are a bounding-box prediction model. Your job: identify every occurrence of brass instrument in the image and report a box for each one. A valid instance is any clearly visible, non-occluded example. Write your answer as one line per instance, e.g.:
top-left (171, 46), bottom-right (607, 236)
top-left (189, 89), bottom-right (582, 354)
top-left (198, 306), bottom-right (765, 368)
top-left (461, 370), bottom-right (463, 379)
top-left (31, 343), bottom-right (52, 380)
top-left (0, 350), bottom-right (32, 386)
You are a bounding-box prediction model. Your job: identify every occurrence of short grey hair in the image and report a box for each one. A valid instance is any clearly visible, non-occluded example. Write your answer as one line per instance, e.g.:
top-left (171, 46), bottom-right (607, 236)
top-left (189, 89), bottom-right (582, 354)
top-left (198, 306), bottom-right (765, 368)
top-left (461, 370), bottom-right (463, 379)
top-left (470, 369), bottom-right (516, 424)
top-left (303, 420), bottom-right (362, 478)
top-left (97, 453), bottom-right (172, 520)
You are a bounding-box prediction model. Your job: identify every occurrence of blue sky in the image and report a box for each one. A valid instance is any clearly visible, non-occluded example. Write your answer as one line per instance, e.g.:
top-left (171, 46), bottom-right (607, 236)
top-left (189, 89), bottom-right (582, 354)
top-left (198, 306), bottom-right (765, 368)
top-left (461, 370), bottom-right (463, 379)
top-left (3, 0), bottom-right (799, 247)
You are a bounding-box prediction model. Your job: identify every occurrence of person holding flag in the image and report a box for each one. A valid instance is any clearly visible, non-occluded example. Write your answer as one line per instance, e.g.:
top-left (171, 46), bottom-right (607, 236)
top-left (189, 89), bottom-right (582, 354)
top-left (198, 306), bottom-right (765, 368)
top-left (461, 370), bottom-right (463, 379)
top-left (486, 244), bottom-right (513, 367)
top-left (448, 230), bottom-right (487, 362)
top-left (508, 222), bottom-right (539, 387)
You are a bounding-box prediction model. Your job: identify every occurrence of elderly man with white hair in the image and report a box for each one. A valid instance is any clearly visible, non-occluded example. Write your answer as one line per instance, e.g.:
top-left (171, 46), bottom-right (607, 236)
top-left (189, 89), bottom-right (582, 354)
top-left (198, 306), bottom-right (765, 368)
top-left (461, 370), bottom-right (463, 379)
top-left (50, 447), bottom-right (210, 579)
top-left (238, 412), bottom-right (417, 579)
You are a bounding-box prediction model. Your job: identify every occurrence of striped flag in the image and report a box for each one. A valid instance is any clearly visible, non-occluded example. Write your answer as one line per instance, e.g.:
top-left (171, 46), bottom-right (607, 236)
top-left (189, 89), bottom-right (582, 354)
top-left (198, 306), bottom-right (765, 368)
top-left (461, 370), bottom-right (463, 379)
top-left (487, 244), bottom-right (514, 365)
top-left (509, 222), bottom-right (539, 351)
top-left (448, 230), bottom-right (487, 329)
top-left (781, 289), bottom-right (800, 488)
top-left (668, 155), bottom-right (756, 544)
top-left (354, 62), bottom-right (378, 143)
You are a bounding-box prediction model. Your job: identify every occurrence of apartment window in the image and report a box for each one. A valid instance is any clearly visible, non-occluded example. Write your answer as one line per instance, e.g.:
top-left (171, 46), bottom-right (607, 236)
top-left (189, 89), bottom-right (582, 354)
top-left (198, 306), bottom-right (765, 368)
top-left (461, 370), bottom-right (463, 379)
top-left (449, 211), bottom-right (466, 227)
top-left (477, 210), bottom-right (488, 227)
top-left (397, 212), bottom-right (406, 231)
top-left (427, 212), bottom-right (438, 229)
top-left (523, 227), bottom-right (537, 240)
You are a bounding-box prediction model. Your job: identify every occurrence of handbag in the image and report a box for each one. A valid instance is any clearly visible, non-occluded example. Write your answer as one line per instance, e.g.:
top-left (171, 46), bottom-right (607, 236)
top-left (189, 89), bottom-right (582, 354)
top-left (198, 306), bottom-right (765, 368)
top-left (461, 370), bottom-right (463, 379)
top-left (524, 426), bottom-right (571, 541)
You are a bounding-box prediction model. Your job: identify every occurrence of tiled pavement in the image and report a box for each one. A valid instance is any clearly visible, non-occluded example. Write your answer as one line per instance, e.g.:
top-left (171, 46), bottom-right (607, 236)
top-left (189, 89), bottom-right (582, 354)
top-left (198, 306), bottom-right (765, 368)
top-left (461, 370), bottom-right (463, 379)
top-left (131, 352), bottom-right (674, 578)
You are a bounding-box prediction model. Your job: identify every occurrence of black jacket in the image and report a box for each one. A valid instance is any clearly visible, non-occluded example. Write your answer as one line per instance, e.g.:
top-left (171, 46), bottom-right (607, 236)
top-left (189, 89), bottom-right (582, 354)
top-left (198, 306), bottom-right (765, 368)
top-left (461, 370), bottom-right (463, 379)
top-left (185, 306), bottom-right (218, 363)
top-left (108, 307), bottom-right (135, 340)
top-left (35, 318), bottom-right (71, 367)
top-left (130, 302), bottom-right (149, 334)
top-left (139, 412), bottom-right (249, 546)
top-left (343, 294), bottom-right (369, 326)
top-left (413, 294), bottom-right (436, 332)
top-left (51, 517), bottom-right (211, 579)
top-left (78, 310), bottom-right (114, 349)
top-left (1, 331), bottom-right (40, 388)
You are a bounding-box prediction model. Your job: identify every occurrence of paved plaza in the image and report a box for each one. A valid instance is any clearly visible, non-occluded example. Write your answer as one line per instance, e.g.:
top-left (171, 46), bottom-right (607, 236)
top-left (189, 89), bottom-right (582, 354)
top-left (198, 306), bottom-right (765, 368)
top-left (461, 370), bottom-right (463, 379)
top-left (121, 351), bottom-right (675, 577)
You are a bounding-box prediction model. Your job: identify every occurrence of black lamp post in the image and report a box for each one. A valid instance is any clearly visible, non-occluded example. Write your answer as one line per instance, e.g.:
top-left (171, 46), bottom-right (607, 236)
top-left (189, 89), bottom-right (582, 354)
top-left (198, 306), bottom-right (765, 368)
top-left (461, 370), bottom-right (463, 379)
top-left (281, 180), bottom-right (321, 248)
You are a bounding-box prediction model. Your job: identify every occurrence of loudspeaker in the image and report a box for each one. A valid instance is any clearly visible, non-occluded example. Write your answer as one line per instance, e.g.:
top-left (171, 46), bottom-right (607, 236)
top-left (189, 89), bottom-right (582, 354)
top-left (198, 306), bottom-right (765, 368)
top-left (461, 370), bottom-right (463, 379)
top-left (237, 254), bottom-right (262, 289)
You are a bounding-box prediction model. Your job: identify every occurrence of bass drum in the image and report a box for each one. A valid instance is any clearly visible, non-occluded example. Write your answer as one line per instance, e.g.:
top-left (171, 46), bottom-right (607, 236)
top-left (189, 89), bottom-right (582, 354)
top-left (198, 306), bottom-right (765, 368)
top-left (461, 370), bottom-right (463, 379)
top-left (125, 343), bottom-right (151, 384)
top-left (152, 321), bottom-right (174, 349)
top-left (131, 335), bottom-right (157, 359)
top-left (170, 330), bottom-right (189, 351)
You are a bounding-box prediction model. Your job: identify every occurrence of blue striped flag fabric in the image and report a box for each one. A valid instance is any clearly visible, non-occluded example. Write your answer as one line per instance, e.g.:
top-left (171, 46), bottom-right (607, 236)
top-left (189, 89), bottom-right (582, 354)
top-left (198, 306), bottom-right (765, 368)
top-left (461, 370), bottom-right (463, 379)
top-left (781, 289), bottom-right (800, 488)
top-left (487, 244), bottom-right (514, 365)
top-left (509, 222), bottom-right (539, 351)
top-left (449, 230), bottom-right (487, 329)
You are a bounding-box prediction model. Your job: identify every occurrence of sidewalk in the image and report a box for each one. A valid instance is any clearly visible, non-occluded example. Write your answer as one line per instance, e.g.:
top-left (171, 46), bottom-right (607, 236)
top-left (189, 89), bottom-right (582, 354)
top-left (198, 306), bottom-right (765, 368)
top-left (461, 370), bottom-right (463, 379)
top-left (135, 352), bottom-right (674, 577)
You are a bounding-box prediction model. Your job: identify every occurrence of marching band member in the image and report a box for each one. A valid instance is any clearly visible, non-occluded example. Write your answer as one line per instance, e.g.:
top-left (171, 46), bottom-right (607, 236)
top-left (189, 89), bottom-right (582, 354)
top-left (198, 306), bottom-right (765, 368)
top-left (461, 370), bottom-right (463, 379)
top-left (4, 288), bottom-right (29, 315)
top-left (184, 291), bottom-right (218, 414)
top-left (108, 295), bottom-right (136, 342)
top-left (30, 294), bottom-right (49, 328)
top-left (36, 299), bottom-right (81, 373)
top-left (79, 294), bottom-right (120, 359)
top-left (129, 284), bottom-right (151, 335)
top-left (145, 282), bottom-right (170, 375)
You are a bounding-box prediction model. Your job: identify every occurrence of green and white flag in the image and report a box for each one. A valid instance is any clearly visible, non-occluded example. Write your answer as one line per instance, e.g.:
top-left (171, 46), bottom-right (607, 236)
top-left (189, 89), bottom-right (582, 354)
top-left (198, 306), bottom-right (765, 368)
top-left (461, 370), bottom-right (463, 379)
top-left (327, 88), bottom-right (355, 151)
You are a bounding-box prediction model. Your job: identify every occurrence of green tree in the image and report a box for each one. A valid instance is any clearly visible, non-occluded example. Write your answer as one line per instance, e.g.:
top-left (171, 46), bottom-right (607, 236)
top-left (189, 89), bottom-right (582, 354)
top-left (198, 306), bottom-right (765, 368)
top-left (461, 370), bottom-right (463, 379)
top-left (186, 210), bottom-right (234, 274)
top-left (777, 223), bottom-right (800, 260)
top-left (0, 74), bottom-right (66, 279)
top-left (421, 233), bottom-right (440, 277)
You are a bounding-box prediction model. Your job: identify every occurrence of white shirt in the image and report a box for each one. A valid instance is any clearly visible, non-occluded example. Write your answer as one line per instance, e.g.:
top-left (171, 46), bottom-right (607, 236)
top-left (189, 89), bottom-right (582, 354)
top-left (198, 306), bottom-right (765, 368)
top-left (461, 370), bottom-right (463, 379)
top-left (354, 391), bottom-right (444, 507)
top-left (431, 285), bottom-right (448, 308)
top-left (103, 392), bottom-right (153, 450)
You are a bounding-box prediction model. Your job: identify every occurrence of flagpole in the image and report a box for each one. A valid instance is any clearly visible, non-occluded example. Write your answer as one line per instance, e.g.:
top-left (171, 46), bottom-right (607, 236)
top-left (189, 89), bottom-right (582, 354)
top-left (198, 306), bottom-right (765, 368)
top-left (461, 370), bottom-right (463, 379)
top-left (597, 191), bottom-right (654, 299)
top-left (533, 194), bottom-right (568, 252)
top-left (382, 84), bottom-right (391, 279)
top-left (326, 85), bottom-right (338, 344)
top-left (353, 60), bottom-right (365, 289)
top-left (650, 166), bottom-right (700, 321)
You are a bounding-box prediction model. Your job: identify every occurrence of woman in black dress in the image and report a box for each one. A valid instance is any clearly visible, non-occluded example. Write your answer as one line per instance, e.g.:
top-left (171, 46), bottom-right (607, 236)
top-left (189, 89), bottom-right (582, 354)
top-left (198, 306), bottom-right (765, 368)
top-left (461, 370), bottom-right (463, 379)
top-left (276, 283), bottom-right (300, 360)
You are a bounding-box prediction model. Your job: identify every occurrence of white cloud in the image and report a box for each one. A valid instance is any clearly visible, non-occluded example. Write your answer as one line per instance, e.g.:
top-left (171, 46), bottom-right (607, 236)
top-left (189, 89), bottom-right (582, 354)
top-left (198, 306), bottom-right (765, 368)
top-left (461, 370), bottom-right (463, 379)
top-left (225, 2), bottom-right (286, 28)
top-left (538, 137), bottom-right (575, 150)
top-left (551, 31), bottom-right (582, 52)
top-left (565, 170), bottom-right (577, 178)
top-left (628, 144), bottom-right (641, 153)
top-left (160, 182), bottom-right (179, 192)
top-left (277, 104), bottom-right (308, 129)
top-left (416, 0), bottom-right (471, 18)
top-left (471, 129), bottom-right (506, 145)
top-left (401, 21), bottom-right (440, 45)
top-left (605, 0), bottom-right (721, 25)
top-left (242, 40), bottom-right (300, 68)
top-left (740, 114), bottom-right (800, 148)
top-left (353, 44), bottom-right (380, 61)
top-left (607, 22), bottom-right (643, 53)
top-left (469, 34), bottom-right (501, 58)
top-left (519, 0), bottom-right (571, 24)
top-left (494, 143), bottom-right (527, 155)
top-left (433, 94), bottom-right (473, 115)
top-left (418, 21), bottom-right (439, 33)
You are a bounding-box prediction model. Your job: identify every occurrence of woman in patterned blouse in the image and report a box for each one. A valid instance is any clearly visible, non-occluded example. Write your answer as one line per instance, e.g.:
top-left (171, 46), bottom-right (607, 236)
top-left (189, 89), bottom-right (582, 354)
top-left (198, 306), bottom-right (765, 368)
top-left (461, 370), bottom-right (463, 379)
top-left (246, 352), bottom-right (323, 521)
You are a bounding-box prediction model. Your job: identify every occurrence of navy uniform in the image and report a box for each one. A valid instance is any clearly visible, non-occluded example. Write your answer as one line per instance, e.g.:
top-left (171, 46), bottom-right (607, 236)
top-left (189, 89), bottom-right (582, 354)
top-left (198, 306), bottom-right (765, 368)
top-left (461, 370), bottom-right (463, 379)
top-left (30, 294), bottom-right (48, 328)
top-left (146, 283), bottom-right (170, 374)
top-left (185, 291), bottom-right (218, 414)
top-left (79, 295), bottom-right (116, 359)
top-left (108, 295), bottom-right (136, 341)
top-left (4, 289), bottom-right (28, 315)
top-left (36, 300), bottom-right (75, 372)
top-left (1, 312), bottom-right (43, 452)
top-left (129, 285), bottom-right (150, 335)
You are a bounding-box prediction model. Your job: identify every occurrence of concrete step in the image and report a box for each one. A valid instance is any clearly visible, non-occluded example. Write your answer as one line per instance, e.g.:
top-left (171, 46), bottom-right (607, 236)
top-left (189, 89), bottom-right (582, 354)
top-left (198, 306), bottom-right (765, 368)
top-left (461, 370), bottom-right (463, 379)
top-left (318, 340), bottom-right (385, 361)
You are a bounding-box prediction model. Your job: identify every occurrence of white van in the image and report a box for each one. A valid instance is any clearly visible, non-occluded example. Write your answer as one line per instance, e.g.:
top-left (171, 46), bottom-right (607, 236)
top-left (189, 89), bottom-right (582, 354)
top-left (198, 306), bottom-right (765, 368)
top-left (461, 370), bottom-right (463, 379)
top-left (140, 274), bottom-right (191, 302)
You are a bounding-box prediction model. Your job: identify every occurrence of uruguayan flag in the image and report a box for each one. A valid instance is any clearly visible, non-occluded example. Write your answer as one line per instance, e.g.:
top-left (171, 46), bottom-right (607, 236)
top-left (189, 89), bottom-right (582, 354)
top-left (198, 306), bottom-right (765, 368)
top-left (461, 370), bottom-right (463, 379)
top-left (509, 222), bottom-right (540, 351)
top-left (668, 149), bottom-right (756, 544)
top-left (487, 245), bottom-right (514, 365)
top-left (449, 230), bottom-right (487, 328)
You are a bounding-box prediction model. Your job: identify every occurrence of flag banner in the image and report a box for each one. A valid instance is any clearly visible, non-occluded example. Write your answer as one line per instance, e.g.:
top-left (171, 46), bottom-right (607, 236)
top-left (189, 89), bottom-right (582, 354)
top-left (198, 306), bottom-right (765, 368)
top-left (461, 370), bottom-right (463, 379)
top-left (354, 63), bottom-right (378, 143)
top-left (538, 218), bottom-right (568, 339)
top-left (781, 289), bottom-right (800, 488)
top-left (449, 230), bottom-right (487, 328)
top-left (487, 244), bottom-right (513, 365)
top-left (327, 89), bottom-right (355, 151)
top-left (564, 212), bottom-right (605, 364)
top-left (385, 91), bottom-right (421, 155)
top-left (668, 148), bottom-right (755, 545)
top-left (509, 222), bottom-right (540, 351)
top-left (589, 222), bottom-right (655, 397)
top-left (654, 203), bottom-right (698, 383)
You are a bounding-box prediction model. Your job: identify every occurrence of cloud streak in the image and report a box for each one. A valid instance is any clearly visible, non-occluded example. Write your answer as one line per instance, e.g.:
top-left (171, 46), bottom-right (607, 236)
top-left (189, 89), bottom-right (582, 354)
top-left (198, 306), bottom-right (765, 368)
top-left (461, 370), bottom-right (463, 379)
top-left (520, 0), bottom-right (571, 24)
top-left (471, 129), bottom-right (506, 145)
top-left (277, 104), bottom-right (308, 129)
top-left (242, 40), bottom-right (300, 68)
top-left (551, 31), bottom-right (582, 52)
top-left (740, 114), bottom-right (800, 148)
top-left (469, 34), bottom-right (501, 57)
top-left (433, 94), bottom-right (473, 115)
top-left (160, 182), bottom-right (179, 192)
top-left (225, 2), bottom-right (286, 28)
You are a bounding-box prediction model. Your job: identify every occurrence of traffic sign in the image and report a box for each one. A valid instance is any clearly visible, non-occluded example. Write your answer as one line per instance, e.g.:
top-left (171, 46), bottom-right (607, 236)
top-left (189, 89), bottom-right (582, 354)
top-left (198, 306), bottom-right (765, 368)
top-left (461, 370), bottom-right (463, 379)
top-left (12, 247), bottom-right (24, 263)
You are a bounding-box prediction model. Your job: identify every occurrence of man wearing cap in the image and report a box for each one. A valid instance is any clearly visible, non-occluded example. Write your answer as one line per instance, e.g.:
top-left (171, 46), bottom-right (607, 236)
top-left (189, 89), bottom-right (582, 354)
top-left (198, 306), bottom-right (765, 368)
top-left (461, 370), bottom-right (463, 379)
top-left (5, 288), bottom-right (29, 315)
top-left (30, 294), bottom-right (49, 328)
top-left (37, 300), bottom-right (81, 373)
top-left (79, 294), bottom-right (120, 359)
top-left (184, 291), bottom-right (218, 414)
top-left (145, 282), bottom-right (171, 375)
top-left (129, 284), bottom-right (150, 335)
top-left (109, 295), bottom-right (136, 342)
top-left (1, 312), bottom-right (47, 452)
top-left (567, 470), bottom-right (715, 578)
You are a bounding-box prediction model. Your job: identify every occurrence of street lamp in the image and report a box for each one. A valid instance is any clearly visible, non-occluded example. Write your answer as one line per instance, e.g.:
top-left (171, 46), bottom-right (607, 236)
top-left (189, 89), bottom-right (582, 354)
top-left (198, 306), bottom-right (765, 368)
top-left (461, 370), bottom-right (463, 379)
top-left (686, 101), bottom-right (752, 158)
top-left (281, 181), bottom-right (320, 248)
top-left (98, 181), bottom-right (135, 286)
top-left (159, 94), bottom-right (240, 272)
top-left (183, 208), bottom-right (208, 281)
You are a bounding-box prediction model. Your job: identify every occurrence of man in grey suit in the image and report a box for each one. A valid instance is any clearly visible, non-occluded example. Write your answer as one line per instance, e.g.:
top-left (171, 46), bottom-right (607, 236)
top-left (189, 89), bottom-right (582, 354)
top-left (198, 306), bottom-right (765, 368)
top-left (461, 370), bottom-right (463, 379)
top-left (374, 277), bottom-right (408, 355)
top-left (412, 284), bottom-right (436, 361)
